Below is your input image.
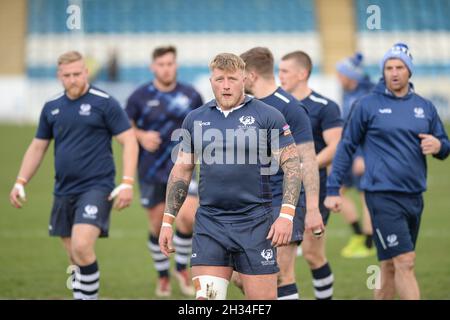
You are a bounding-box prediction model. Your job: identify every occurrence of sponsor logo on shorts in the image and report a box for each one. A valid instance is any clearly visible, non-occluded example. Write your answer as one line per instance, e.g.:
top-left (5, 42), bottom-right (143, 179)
top-left (387, 234), bottom-right (399, 247)
top-left (191, 253), bottom-right (197, 258)
top-left (82, 205), bottom-right (98, 219)
top-left (79, 104), bottom-right (91, 116)
top-left (260, 248), bottom-right (275, 266)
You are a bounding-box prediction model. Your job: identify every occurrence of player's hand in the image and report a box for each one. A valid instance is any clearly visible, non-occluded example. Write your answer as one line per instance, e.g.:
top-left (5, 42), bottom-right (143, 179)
top-left (324, 196), bottom-right (342, 212)
top-left (267, 216), bottom-right (293, 247)
top-left (139, 130), bottom-right (162, 152)
top-left (305, 207), bottom-right (325, 238)
top-left (419, 133), bottom-right (441, 155)
top-left (108, 183), bottom-right (133, 210)
top-left (159, 226), bottom-right (175, 256)
top-left (10, 183), bottom-right (26, 208)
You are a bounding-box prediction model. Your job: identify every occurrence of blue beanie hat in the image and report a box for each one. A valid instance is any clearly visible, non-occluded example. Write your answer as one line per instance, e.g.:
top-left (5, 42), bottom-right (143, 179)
top-left (336, 52), bottom-right (365, 81)
top-left (381, 42), bottom-right (414, 77)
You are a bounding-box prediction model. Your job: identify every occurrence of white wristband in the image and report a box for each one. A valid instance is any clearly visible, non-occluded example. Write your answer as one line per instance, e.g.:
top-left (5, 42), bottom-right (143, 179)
top-left (279, 213), bottom-right (294, 222)
top-left (163, 212), bottom-right (176, 219)
top-left (14, 183), bottom-right (26, 200)
top-left (162, 222), bottom-right (173, 228)
top-left (109, 183), bottom-right (133, 199)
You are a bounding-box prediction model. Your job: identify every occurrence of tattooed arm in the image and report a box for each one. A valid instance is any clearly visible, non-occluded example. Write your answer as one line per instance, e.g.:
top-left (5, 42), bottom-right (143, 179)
top-left (297, 141), bottom-right (324, 237)
top-left (279, 143), bottom-right (302, 206)
top-left (159, 150), bottom-right (195, 256)
top-left (267, 143), bottom-right (301, 247)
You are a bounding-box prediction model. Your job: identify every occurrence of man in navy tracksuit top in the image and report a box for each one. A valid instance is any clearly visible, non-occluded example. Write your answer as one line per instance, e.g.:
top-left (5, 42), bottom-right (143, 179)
top-left (325, 43), bottom-right (450, 300)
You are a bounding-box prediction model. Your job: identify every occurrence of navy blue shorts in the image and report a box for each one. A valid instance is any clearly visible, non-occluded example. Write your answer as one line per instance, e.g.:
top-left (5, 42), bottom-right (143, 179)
top-left (190, 209), bottom-right (279, 275)
top-left (272, 205), bottom-right (304, 243)
top-left (49, 189), bottom-right (113, 238)
top-left (139, 180), bottom-right (198, 208)
top-left (365, 192), bottom-right (423, 261)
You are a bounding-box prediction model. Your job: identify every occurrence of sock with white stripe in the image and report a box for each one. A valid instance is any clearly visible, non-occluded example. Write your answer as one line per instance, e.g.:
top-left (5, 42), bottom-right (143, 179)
top-left (311, 263), bottom-right (333, 300)
top-left (148, 234), bottom-right (170, 278)
top-left (173, 230), bottom-right (192, 272)
top-left (277, 283), bottom-right (299, 300)
top-left (73, 261), bottom-right (100, 300)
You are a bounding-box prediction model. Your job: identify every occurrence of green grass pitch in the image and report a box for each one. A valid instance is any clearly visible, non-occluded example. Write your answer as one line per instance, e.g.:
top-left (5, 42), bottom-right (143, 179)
top-left (1, 124), bottom-right (449, 299)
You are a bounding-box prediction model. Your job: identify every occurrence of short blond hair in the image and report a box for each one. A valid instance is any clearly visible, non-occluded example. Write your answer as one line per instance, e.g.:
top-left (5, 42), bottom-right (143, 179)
top-left (209, 53), bottom-right (245, 73)
top-left (57, 51), bottom-right (83, 66)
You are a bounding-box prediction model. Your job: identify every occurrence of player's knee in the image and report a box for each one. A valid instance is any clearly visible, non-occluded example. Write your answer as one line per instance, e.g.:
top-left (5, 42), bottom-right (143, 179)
top-left (382, 260), bottom-right (395, 274)
top-left (193, 275), bottom-right (229, 300)
top-left (71, 240), bottom-right (94, 263)
top-left (277, 268), bottom-right (295, 286)
top-left (302, 247), bottom-right (325, 269)
top-left (393, 252), bottom-right (416, 273)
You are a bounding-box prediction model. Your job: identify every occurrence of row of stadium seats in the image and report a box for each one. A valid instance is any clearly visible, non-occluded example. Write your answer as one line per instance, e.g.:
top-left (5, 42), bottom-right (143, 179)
top-left (26, 0), bottom-right (450, 81)
top-left (28, 0), bottom-right (316, 33)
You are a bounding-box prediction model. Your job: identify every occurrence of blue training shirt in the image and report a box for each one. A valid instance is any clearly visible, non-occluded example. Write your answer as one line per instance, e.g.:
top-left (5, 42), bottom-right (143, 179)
top-left (180, 95), bottom-right (295, 221)
top-left (126, 82), bottom-right (203, 184)
top-left (259, 87), bottom-right (313, 207)
top-left (342, 76), bottom-right (375, 120)
top-left (327, 79), bottom-right (450, 195)
top-left (301, 90), bottom-right (343, 198)
top-left (36, 86), bottom-right (131, 196)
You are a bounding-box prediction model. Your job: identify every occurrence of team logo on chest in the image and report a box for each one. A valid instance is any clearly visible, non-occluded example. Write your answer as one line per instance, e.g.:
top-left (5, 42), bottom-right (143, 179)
top-left (238, 115), bottom-right (256, 129)
top-left (79, 104), bottom-right (91, 116)
top-left (414, 107), bottom-right (425, 118)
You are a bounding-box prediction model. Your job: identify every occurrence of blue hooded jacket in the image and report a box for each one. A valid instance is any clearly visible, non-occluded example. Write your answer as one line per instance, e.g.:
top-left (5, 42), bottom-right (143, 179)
top-left (327, 79), bottom-right (450, 195)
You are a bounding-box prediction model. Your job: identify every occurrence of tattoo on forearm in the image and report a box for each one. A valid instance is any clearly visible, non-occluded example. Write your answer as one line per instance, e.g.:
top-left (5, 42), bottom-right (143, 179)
top-left (298, 141), bottom-right (320, 200)
top-left (278, 143), bottom-right (302, 206)
top-left (165, 175), bottom-right (189, 216)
